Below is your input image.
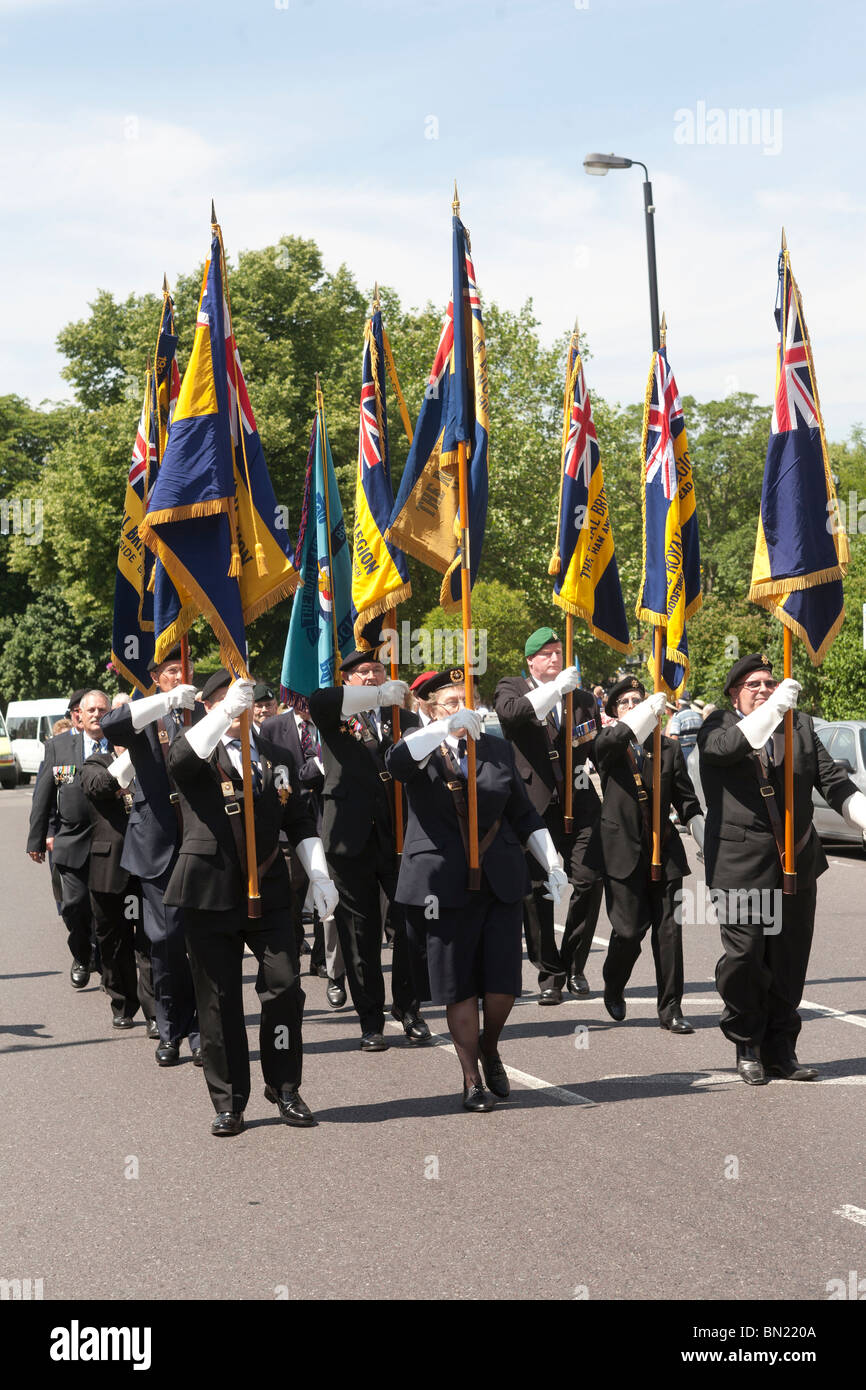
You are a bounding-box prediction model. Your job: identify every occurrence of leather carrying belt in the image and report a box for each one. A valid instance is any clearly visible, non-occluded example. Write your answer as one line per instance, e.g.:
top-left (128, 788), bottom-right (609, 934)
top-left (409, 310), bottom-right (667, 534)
top-left (750, 752), bottom-right (810, 878)
top-left (222, 783), bottom-right (281, 883)
top-left (356, 714), bottom-right (396, 829)
top-left (625, 745), bottom-right (671, 870)
top-left (440, 743), bottom-right (500, 892)
top-left (545, 713), bottom-right (564, 802)
top-left (156, 718), bottom-right (183, 837)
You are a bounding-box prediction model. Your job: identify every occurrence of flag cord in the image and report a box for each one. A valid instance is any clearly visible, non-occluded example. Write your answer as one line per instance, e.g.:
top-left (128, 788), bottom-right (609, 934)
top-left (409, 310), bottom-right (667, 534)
top-left (549, 333), bottom-right (579, 576)
top-left (317, 381), bottom-right (343, 685)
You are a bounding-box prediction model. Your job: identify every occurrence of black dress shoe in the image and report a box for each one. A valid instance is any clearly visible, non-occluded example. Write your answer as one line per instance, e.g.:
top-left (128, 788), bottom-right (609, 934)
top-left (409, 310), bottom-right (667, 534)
top-left (462, 1082), bottom-right (496, 1112)
top-left (211, 1111), bottom-right (244, 1137)
top-left (661, 1013), bottom-right (694, 1034)
top-left (391, 1008), bottom-right (432, 1044)
top-left (264, 1084), bottom-right (316, 1126)
top-left (736, 1044), bottom-right (768, 1085)
top-left (360, 1032), bottom-right (389, 1052)
top-left (567, 972), bottom-right (590, 996)
top-left (70, 960), bottom-right (90, 990)
top-left (538, 987), bottom-right (563, 1006)
top-left (311, 963), bottom-right (330, 979)
top-left (604, 994), bottom-right (626, 1022)
top-left (112, 1014), bottom-right (135, 1030)
top-left (326, 978), bottom-right (347, 1009)
top-left (764, 1055), bottom-right (819, 1081)
top-left (478, 1033), bottom-right (510, 1099)
top-left (190, 1047), bottom-right (204, 1067)
top-left (145, 1018), bottom-right (160, 1040)
top-left (155, 1041), bottom-right (180, 1067)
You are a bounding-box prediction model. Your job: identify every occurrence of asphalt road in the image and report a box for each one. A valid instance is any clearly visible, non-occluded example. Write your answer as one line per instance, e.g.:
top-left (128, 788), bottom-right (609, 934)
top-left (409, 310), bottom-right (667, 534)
top-left (2, 785), bottom-right (865, 1306)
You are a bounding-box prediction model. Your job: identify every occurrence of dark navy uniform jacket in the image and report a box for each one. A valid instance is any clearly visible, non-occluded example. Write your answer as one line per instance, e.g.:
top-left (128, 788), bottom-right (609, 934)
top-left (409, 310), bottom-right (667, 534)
top-left (101, 703), bottom-right (201, 881)
top-left (386, 732), bottom-right (544, 910)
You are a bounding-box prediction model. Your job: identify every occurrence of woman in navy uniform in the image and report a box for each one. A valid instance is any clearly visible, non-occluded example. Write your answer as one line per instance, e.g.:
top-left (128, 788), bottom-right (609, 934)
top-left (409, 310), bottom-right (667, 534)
top-left (386, 669), bottom-right (566, 1111)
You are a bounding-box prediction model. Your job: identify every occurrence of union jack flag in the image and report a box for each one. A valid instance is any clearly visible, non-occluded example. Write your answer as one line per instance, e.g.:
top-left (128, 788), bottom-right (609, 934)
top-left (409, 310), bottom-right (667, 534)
top-left (644, 349), bottom-right (683, 501)
top-left (771, 270), bottom-right (818, 433)
top-left (564, 359), bottom-right (598, 490)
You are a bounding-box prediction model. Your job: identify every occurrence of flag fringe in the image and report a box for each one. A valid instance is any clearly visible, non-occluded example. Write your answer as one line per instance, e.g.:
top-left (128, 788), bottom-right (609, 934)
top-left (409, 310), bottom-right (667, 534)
top-left (139, 498), bottom-right (229, 546)
top-left (109, 651), bottom-right (156, 697)
top-left (243, 572), bottom-right (301, 626)
top-left (147, 539), bottom-right (249, 678)
top-left (749, 565), bottom-right (846, 601)
top-left (552, 593), bottom-right (633, 654)
top-left (352, 584), bottom-right (412, 646)
top-left (765, 602), bottom-right (846, 665)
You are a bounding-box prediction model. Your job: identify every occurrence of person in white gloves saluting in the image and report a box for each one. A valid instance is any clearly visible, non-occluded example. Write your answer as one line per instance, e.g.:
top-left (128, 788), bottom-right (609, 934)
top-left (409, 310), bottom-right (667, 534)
top-left (699, 652), bottom-right (863, 1086)
top-left (386, 668), bottom-right (565, 1112)
top-left (588, 676), bottom-right (704, 1035)
top-left (164, 669), bottom-right (338, 1137)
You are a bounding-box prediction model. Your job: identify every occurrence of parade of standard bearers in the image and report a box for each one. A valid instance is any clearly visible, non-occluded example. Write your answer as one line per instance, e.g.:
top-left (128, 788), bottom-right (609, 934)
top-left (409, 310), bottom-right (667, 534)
top-left (20, 199), bottom-right (866, 1131)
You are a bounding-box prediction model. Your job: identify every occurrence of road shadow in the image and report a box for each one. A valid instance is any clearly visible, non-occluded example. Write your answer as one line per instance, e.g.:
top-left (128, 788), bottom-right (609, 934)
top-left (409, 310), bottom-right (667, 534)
top-left (0, 1022), bottom-right (53, 1038)
top-left (0, 970), bottom-right (61, 981)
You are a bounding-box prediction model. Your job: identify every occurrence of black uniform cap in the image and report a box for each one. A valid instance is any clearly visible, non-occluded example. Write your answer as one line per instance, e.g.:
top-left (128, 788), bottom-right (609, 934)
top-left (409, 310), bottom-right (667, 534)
top-left (147, 644), bottom-right (183, 673)
top-left (605, 675), bottom-right (646, 717)
top-left (723, 652), bottom-right (773, 697)
top-left (423, 668), bottom-right (467, 700)
top-left (252, 683), bottom-right (276, 702)
top-left (340, 646), bottom-right (385, 674)
top-left (200, 668), bottom-right (233, 701)
top-left (67, 687), bottom-right (89, 713)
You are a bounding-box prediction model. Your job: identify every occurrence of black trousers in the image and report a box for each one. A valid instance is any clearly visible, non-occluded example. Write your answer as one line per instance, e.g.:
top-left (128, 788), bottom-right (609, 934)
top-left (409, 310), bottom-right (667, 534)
top-left (602, 872), bottom-right (684, 1023)
top-left (185, 902), bottom-right (305, 1114)
top-left (523, 821), bottom-right (603, 989)
top-left (54, 862), bottom-right (93, 966)
top-left (90, 887), bottom-right (139, 1018)
top-left (715, 880), bottom-right (816, 1058)
top-left (141, 863), bottom-right (199, 1049)
top-left (328, 833), bottom-right (417, 1034)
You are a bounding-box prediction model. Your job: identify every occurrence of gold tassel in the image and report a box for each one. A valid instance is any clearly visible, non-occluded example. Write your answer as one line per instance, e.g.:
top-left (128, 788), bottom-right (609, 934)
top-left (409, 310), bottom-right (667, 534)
top-left (548, 551), bottom-right (561, 576)
top-left (255, 541), bottom-right (269, 578)
top-left (229, 544), bottom-right (241, 578)
top-left (146, 565), bottom-right (156, 593)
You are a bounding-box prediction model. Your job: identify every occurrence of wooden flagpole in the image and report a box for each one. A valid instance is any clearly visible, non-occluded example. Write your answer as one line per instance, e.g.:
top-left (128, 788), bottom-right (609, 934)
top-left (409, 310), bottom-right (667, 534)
top-left (564, 615), bottom-right (574, 834)
top-left (453, 183), bottom-right (479, 885)
top-left (783, 626), bottom-right (796, 893)
top-left (650, 314), bottom-right (667, 883)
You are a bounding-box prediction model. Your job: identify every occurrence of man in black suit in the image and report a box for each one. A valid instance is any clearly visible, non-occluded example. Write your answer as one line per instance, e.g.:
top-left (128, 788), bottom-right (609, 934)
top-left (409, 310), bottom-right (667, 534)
top-left (165, 671), bottom-right (337, 1137)
top-left (27, 689), bottom-right (113, 988)
top-left (590, 676), bottom-right (704, 1033)
top-left (309, 647), bottom-right (429, 1051)
top-left (698, 652), bottom-right (865, 1084)
top-left (386, 668), bottom-right (562, 1110)
top-left (260, 702), bottom-right (346, 1007)
top-left (101, 646), bottom-right (201, 1066)
top-left (79, 746), bottom-right (142, 1029)
top-left (495, 626), bottom-right (603, 1005)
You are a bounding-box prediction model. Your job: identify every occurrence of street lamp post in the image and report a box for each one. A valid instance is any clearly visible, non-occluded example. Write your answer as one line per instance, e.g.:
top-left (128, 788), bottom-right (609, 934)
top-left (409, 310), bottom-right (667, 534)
top-left (583, 152), bottom-right (661, 352)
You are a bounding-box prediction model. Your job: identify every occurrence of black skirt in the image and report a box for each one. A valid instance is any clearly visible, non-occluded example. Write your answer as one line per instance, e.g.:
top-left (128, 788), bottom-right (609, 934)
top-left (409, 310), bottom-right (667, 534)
top-left (404, 882), bottom-right (523, 1004)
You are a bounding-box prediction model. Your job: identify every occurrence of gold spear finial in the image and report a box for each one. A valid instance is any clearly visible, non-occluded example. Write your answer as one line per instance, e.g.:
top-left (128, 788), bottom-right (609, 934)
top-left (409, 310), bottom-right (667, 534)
top-left (162, 272), bottom-right (170, 297)
top-left (781, 226), bottom-right (788, 252)
top-left (372, 280), bottom-right (381, 311)
top-left (452, 181), bottom-right (460, 216)
top-left (660, 312), bottom-right (667, 348)
top-left (210, 199), bottom-right (217, 226)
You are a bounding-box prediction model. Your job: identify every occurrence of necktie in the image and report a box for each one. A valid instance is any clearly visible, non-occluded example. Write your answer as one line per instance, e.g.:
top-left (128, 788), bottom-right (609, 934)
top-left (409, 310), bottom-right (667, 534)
top-left (631, 740), bottom-right (644, 772)
top-left (551, 703), bottom-right (560, 731)
top-left (228, 739), bottom-right (262, 797)
top-left (298, 720), bottom-right (313, 759)
top-left (457, 738), bottom-right (468, 778)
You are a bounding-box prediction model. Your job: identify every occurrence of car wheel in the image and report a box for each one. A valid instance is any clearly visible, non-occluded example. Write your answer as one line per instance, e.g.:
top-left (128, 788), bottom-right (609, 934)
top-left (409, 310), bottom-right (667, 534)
top-left (16, 765), bottom-right (30, 786)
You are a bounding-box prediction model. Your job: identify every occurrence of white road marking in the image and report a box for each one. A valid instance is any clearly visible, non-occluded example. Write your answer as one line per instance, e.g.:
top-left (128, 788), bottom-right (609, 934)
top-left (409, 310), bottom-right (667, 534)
top-left (834, 1204), bottom-right (866, 1226)
top-left (601, 1070), bottom-right (866, 1087)
top-left (800, 999), bottom-right (866, 1030)
top-left (384, 1021), bottom-right (596, 1107)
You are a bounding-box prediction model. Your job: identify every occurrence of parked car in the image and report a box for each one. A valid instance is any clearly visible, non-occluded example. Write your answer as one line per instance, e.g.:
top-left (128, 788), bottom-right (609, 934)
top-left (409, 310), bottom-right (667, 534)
top-left (0, 708), bottom-right (16, 789)
top-left (685, 719), bottom-right (866, 853)
top-left (4, 699), bottom-right (68, 784)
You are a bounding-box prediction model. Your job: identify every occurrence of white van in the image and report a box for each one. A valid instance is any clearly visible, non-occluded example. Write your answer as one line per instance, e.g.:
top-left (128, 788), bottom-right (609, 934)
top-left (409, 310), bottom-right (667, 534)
top-left (4, 699), bottom-right (69, 783)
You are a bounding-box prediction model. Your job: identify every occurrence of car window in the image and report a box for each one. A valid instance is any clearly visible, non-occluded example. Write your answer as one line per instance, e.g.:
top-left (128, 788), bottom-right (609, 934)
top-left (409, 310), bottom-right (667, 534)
top-left (832, 727), bottom-right (856, 768)
top-left (860, 730), bottom-right (866, 768)
top-left (7, 716), bottom-right (38, 740)
top-left (816, 726), bottom-right (837, 755)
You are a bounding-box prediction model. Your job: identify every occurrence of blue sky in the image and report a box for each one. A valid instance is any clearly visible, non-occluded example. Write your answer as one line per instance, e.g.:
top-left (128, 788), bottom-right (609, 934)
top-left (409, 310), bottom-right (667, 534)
top-left (1, 0), bottom-right (864, 436)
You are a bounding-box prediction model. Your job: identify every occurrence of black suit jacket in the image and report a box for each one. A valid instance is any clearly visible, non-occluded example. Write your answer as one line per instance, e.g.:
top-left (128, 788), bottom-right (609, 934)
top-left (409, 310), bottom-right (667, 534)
top-left (79, 752), bottom-right (133, 894)
top-left (27, 730), bottom-right (108, 869)
top-left (494, 675), bottom-right (601, 831)
top-left (163, 730), bottom-right (317, 912)
top-left (586, 721), bottom-right (701, 882)
top-left (698, 708), bottom-right (856, 892)
top-left (260, 710), bottom-right (324, 832)
top-left (308, 686), bottom-right (420, 857)
top-left (386, 732), bottom-right (544, 909)
top-left (100, 703), bottom-right (202, 880)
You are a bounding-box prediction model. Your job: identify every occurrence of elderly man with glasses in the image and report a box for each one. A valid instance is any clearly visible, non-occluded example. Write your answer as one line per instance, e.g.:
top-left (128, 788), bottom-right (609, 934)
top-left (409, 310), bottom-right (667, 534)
top-left (698, 652), bottom-right (866, 1085)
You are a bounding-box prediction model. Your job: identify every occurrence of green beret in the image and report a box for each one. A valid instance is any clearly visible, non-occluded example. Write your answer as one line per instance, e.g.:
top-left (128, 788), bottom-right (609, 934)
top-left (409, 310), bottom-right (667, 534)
top-left (525, 627), bottom-right (560, 659)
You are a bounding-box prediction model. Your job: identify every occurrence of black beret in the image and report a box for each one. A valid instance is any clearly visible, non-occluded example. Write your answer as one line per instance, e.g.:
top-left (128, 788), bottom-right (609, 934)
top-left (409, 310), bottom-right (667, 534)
top-left (424, 668), bottom-right (467, 699)
top-left (341, 646), bottom-right (385, 674)
top-left (147, 644), bottom-right (183, 673)
top-left (605, 675), bottom-right (646, 717)
top-left (200, 668), bottom-right (233, 701)
top-left (252, 683), bottom-right (276, 702)
top-left (67, 687), bottom-right (89, 713)
top-left (723, 652), bottom-right (773, 697)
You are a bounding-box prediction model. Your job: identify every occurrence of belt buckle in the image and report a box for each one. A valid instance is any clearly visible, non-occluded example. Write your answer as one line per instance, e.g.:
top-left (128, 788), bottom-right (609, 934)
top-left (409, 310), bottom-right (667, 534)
top-left (760, 785), bottom-right (775, 798)
top-left (168, 792), bottom-right (179, 804)
top-left (379, 770), bottom-right (392, 782)
top-left (637, 789), bottom-right (649, 802)
top-left (225, 802), bottom-right (241, 816)
top-left (548, 750), bottom-right (560, 761)
top-left (446, 780), bottom-right (463, 791)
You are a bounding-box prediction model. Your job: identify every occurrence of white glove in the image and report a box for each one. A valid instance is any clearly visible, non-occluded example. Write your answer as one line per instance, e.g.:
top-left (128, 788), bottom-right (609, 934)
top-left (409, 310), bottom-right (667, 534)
top-left (620, 691), bottom-right (666, 744)
top-left (341, 684), bottom-right (383, 717)
top-left (129, 685), bottom-right (197, 732)
top-left (555, 666), bottom-right (581, 697)
top-left (376, 679), bottom-right (410, 708)
top-left (525, 680), bottom-right (562, 721)
top-left (184, 679), bottom-right (253, 761)
top-left (841, 790), bottom-right (866, 832)
top-left (737, 679), bottom-right (801, 750)
top-left (525, 828), bottom-right (568, 903)
top-left (688, 814), bottom-right (705, 851)
top-left (403, 709), bottom-right (482, 763)
top-left (295, 837), bottom-right (339, 920)
top-left (107, 750), bottom-right (135, 788)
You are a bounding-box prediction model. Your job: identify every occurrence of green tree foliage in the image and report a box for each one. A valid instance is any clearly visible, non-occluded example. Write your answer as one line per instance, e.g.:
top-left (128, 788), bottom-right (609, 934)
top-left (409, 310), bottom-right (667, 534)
top-left (0, 587), bottom-right (117, 701)
top-left (420, 579), bottom-right (536, 703)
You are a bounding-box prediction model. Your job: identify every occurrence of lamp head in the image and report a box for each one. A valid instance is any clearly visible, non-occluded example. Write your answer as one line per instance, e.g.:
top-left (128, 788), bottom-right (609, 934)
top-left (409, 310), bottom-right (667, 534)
top-left (583, 152), bottom-right (633, 176)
